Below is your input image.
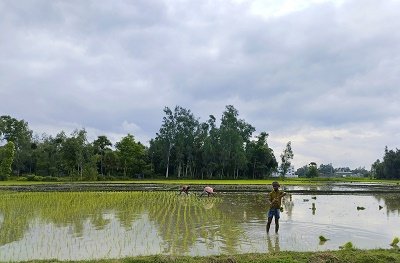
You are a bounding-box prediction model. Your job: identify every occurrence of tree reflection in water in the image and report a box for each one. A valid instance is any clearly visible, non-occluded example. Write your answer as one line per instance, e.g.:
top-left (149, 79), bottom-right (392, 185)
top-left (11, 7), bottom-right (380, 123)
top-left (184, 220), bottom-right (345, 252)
top-left (373, 193), bottom-right (400, 215)
top-left (1, 191), bottom-right (400, 260)
top-left (0, 192), bottom-right (247, 256)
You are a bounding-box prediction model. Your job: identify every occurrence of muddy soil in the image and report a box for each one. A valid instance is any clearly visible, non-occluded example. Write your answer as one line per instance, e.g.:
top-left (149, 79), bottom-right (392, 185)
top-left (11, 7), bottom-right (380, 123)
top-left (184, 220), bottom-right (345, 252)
top-left (1, 182), bottom-right (400, 193)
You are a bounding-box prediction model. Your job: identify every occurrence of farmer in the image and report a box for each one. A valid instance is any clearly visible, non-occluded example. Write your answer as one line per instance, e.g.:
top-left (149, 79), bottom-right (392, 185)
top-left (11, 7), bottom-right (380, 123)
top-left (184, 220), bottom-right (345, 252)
top-left (267, 181), bottom-right (286, 234)
top-left (179, 185), bottom-right (190, 195)
top-left (200, 186), bottom-right (215, 197)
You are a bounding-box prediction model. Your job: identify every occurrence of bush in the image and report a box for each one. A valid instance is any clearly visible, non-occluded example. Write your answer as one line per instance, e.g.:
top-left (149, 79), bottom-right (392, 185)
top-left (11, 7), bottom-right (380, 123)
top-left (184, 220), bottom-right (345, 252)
top-left (26, 175), bottom-right (45, 181)
top-left (16, 176), bottom-right (28, 181)
top-left (97, 174), bottom-right (106, 181)
top-left (44, 176), bottom-right (60, 182)
top-left (83, 166), bottom-right (98, 181)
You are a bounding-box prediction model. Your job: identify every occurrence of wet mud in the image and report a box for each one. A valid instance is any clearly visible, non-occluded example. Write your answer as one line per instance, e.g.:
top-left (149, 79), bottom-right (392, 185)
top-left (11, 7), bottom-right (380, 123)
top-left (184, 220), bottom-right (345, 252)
top-left (1, 182), bottom-right (400, 193)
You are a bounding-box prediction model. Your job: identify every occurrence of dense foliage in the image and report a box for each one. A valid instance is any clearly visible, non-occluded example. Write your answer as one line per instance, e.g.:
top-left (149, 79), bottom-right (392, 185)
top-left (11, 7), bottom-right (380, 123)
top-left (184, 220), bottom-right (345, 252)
top-left (372, 147), bottom-right (400, 179)
top-left (296, 163), bottom-right (371, 178)
top-left (149, 105), bottom-right (278, 179)
top-left (0, 105), bottom-right (280, 180)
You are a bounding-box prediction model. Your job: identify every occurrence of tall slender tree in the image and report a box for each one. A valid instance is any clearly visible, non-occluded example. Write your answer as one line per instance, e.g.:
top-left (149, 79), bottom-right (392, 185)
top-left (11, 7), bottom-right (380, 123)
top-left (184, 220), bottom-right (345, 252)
top-left (159, 107), bottom-right (176, 178)
top-left (280, 141), bottom-right (294, 178)
top-left (202, 115), bottom-right (220, 179)
top-left (219, 105), bottom-right (255, 179)
top-left (93, 135), bottom-right (112, 175)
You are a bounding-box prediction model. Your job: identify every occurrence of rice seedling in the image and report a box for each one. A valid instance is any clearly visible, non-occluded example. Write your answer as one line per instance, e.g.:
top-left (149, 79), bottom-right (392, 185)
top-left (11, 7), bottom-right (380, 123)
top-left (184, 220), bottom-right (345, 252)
top-left (0, 191), bottom-right (255, 260)
top-left (319, 235), bottom-right (329, 242)
top-left (339, 241), bottom-right (354, 250)
top-left (390, 237), bottom-right (399, 247)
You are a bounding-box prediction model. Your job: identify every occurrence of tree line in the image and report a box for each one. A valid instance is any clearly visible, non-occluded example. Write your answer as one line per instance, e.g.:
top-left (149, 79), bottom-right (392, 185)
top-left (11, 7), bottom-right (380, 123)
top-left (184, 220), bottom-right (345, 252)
top-left (295, 163), bottom-right (371, 178)
top-left (0, 105), bottom-right (294, 181)
top-left (372, 147), bottom-right (400, 179)
top-left (295, 150), bottom-right (400, 179)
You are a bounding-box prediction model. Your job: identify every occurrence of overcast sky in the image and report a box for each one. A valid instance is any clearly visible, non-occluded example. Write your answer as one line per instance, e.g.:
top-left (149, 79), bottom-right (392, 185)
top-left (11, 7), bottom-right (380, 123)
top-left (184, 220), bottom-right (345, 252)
top-left (1, 0), bottom-right (399, 169)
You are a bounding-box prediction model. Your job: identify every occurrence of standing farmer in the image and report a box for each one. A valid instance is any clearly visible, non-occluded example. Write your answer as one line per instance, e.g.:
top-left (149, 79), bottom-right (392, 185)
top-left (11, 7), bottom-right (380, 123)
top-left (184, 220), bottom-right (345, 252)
top-left (267, 181), bottom-right (286, 234)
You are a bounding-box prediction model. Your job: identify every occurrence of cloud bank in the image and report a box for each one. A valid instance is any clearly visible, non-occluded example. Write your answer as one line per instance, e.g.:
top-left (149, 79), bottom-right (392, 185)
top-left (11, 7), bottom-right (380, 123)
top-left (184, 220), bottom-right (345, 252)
top-left (1, 0), bottom-right (399, 169)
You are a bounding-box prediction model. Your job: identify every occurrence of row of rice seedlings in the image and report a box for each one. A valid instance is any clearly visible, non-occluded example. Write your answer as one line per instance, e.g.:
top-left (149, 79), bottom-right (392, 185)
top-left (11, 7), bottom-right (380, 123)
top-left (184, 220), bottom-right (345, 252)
top-left (0, 191), bottom-right (249, 258)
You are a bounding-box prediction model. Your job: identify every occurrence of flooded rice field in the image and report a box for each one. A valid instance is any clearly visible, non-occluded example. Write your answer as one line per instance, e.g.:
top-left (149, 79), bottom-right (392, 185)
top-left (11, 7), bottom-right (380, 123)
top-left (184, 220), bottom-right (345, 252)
top-left (0, 184), bottom-right (399, 261)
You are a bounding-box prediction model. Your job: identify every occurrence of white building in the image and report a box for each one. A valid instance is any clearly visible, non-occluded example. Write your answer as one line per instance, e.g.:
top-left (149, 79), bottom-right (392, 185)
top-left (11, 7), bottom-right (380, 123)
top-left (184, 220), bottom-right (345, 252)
top-left (272, 165), bottom-right (298, 178)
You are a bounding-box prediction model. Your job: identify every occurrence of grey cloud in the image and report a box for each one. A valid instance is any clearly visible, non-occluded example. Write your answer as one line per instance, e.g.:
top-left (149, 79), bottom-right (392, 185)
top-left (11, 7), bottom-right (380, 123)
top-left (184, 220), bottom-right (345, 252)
top-left (1, 0), bottom-right (399, 168)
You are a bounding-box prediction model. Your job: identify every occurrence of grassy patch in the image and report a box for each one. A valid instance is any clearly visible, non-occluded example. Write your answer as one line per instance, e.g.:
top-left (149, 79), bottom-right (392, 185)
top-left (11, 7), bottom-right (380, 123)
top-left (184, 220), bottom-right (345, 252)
top-left (83, 178), bottom-right (400, 186)
top-left (1, 177), bottom-right (400, 187)
top-left (16, 249), bottom-right (400, 263)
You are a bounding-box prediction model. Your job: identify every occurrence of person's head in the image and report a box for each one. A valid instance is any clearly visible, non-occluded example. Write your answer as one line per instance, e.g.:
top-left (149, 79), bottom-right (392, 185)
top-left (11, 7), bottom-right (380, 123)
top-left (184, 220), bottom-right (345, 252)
top-left (272, 181), bottom-right (280, 191)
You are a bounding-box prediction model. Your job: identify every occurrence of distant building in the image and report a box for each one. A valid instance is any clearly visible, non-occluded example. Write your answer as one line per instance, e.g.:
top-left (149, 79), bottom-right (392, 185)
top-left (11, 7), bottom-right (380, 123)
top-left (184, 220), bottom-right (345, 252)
top-left (272, 165), bottom-right (298, 178)
top-left (335, 167), bottom-right (354, 177)
top-left (335, 171), bottom-right (354, 177)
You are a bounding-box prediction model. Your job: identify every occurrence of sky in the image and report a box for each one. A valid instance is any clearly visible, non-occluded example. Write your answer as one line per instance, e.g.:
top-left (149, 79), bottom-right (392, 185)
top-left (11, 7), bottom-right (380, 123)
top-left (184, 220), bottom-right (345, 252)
top-left (1, 0), bottom-right (399, 170)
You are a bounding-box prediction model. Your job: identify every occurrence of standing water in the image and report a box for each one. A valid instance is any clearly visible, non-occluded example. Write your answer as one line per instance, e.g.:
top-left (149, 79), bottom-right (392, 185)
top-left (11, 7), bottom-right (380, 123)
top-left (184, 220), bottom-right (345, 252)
top-left (0, 187), bottom-right (399, 261)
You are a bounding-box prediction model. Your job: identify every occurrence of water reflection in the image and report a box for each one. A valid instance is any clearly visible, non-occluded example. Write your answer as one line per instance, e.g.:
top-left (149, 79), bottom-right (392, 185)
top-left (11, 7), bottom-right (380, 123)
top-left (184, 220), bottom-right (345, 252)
top-left (266, 234), bottom-right (280, 252)
top-left (283, 194), bottom-right (294, 219)
top-left (373, 193), bottom-right (400, 215)
top-left (0, 189), bottom-right (400, 261)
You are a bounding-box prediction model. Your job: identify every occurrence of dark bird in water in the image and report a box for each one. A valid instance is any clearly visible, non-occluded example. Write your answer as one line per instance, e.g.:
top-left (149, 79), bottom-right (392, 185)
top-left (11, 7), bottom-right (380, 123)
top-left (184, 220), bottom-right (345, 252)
top-left (379, 205), bottom-right (383, 210)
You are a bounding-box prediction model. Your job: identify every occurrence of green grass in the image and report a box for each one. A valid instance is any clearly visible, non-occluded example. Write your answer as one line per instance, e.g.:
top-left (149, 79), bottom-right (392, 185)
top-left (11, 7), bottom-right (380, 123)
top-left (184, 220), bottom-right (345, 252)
top-left (13, 249), bottom-right (400, 263)
top-left (0, 180), bottom-right (57, 185)
top-left (125, 177), bottom-right (400, 185)
top-left (1, 177), bottom-right (400, 186)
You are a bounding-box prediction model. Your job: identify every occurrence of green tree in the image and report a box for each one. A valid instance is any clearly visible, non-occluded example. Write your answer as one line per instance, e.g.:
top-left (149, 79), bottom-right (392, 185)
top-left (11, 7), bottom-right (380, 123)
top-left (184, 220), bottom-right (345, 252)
top-left (103, 149), bottom-right (119, 177)
top-left (373, 146), bottom-right (400, 179)
top-left (0, 141), bottom-right (15, 180)
top-left (115, 134), bottom-right (145, 178)
top-left (150, 106), bottom-right (203, 179)
top-left (306, 162), bottom-right (319, 178)
top-left (318, 163), bottom-right (334, 176)
top-left (172, 106), bottom-right (199, 178)
top-left (219, 105), bottom-right (255, 179)
top-left (296, 165), bottom-right (308, 177)
top-left (190, 121), bottom-right (208, 179)
top-left (93, 135), bottom-right (112, 176)
top-left (280, 141), bottom-right (294, 178)
top-left (61, 129), bottom-right (93, 180)
top-left (371, 159), bottom-right (384, 179)
top-left (158, 107), bottom-right (177, 178)
top-left (352, 166), bottom-right (370, 177)
top-left (383, 147), bottom-right (400, 179)
top-left (0, 115), bottom-right (32, 175)
top-left (202, 115), bottom-right (220, 179)
top-left (148, 137), bottom-right (166, 177)
top-left (35, 132), bottom-right (66, 177)
top-left (247, 132), bottom-right (277, 179)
